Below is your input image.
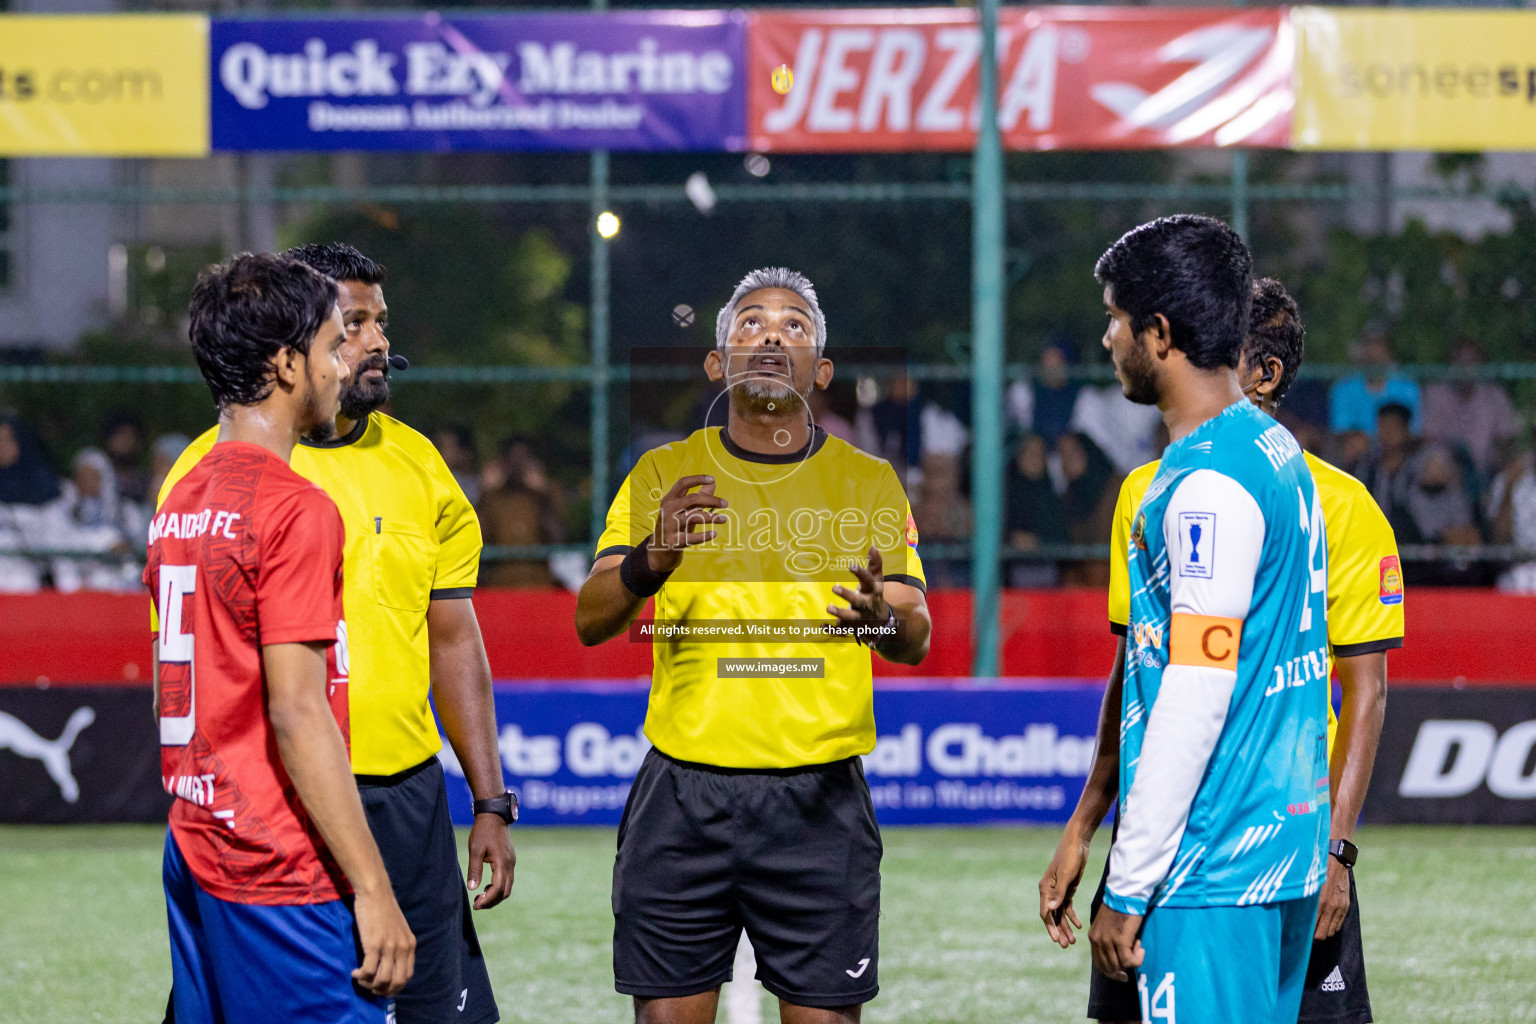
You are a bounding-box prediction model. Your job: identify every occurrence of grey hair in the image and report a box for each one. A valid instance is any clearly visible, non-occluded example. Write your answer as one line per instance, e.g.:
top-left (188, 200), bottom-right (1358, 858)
top-left (714, 267), bottom-right (827, 354)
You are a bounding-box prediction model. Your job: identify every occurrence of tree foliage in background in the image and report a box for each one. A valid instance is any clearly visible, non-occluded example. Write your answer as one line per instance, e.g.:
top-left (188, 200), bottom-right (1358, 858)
top-left (280, 205), bottom-right (589, 464)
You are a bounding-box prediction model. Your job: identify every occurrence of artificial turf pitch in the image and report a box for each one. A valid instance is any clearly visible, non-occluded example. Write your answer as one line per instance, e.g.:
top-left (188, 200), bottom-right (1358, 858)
top-left (3, 825), bottom-right (1533, 1024)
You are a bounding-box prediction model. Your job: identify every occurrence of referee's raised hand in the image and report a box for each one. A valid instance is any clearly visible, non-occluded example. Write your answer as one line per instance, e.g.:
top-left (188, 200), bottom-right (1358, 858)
top-left (828, 546), bottom-right (889, 624)
top-left (649, 475), bottom-right (729, 573)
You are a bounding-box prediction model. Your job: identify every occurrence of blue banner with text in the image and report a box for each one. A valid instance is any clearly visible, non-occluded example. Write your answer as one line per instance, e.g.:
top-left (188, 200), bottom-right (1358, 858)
top-left (211, 12), bottom-right (746, 152)
top-left (442, 681), bottom-right (1104, 827)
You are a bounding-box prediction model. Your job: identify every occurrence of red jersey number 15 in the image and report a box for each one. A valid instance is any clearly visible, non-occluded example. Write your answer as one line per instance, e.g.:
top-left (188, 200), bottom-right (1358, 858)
top-left (158, 565), bottom-right (198, 747)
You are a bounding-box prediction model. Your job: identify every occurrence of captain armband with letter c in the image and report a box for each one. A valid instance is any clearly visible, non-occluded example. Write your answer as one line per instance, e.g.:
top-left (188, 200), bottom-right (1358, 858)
top-left (1169, 614), bottom-right (1243, 670)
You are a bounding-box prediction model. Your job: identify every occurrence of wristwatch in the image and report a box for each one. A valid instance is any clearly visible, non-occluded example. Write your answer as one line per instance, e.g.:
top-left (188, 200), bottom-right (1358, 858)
top-left (1328, 838), bottom-right (1358, 867)
top-left (473, 790), bottom-right (519, 825)
top-left (859, 606), bottom-right (898, 648)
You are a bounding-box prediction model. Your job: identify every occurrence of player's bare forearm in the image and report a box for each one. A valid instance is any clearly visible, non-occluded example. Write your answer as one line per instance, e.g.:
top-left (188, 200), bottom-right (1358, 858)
top-left (1330, 652), bottom-right (1388, 841)
top-left (264, 642), bottom-right (393, 899)
top-left (429, 598), bottom-right (518, 908)
top-left (428, 598), bottom-right (502, 801)
top-left (878, 585), bottom-right (931, 665)
top-left (1067, 637), bottom-right (1126, 840)
top-left (575, 554), bottom-right (647, 646)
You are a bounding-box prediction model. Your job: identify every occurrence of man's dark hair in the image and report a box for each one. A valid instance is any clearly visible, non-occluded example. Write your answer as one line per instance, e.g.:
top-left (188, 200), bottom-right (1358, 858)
top-left (1094, 214), bottom-right (1253, 371)
top-left (1378, 402), bottom-right (1413, 426)
top-left (281, 241), bottom-right (386, 286)
top-left (1245, 277), bottom-right (1305, 405)
top-left (188, 253), bottom-right (338, 410)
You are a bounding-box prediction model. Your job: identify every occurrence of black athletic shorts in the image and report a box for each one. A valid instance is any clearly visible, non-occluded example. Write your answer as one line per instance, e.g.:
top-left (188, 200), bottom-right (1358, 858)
top-left (357, 757), bottom-right (499, 1024)
top-left (612, 747), bottom-right (882, 1009)
top-left (1086, 853), bottom-right (1372, 1023)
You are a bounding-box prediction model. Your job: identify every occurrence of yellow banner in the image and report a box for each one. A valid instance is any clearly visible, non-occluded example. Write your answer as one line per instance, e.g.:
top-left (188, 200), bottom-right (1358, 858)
top-left (0, 15), bottom-right (208, 156)
top-left (1294, 7), bottom-right (1536, 151)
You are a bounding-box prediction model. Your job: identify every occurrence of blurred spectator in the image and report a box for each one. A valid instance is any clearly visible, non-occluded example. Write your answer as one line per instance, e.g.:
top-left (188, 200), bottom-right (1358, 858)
top-left (1488, 444), bottom-right (1536, 593)
top-left (432, 425), bottom-right (482, 505)
top-left (1353, 403), bottom-right (1417, 537)
top-left (1329, 326), bottom-right (1421, 438)
top-left (103, 411), bottom-right (150, 505)
top-left (478, 436), bottom-right (566, 588)
top-left (1068, 384), bottom-right (1161, 476)
top-left (912, 452), bottom-right (972, 588)
top-left (0, 416), bottom-right (61, 507)
top-left (148, 433), bottom-right (192, 504)
top-left (1007, 336), bottom-right (1082, 446)
top-left (0, 416), bottom-right (60, 592)
top-left (1058, 432), bottom-right (1123, 587)
top-left (43, 448), bottom-right (145, 592)
top-left (866, 377), bottom-right (924, 476)
top-left (1401, 443), bottom-right (1485, 585)
top-left (911, 410), bottom-right (971, 587)
top-left (1421, 337), bottom-right (1520, 477)
top-left (808, 386), bottom-right (854, 444)
top-left (1005, 432), bottom-right (1066, 587)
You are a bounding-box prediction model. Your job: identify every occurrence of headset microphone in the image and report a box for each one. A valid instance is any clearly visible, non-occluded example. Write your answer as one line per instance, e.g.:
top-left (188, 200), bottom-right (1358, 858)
top-left (387, 354), bottom-right (409, 371)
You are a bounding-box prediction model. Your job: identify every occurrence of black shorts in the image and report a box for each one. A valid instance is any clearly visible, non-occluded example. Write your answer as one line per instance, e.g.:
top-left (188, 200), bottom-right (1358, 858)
top-left (1086, 854), bottom-right (1372, 1024)
top-left (1298, 867), bottom-right (1372, 1024)
top-left (357, 757), bottom-right (498, 1024)
top-left (612, 747), bottom-right (882, 1009)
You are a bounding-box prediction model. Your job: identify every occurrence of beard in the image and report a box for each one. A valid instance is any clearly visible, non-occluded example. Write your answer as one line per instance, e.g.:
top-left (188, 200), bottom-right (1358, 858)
top-left (1117, 339), bottom-right (1161, 406)
top-left (339, 355), bottom-right (391, 420)
top-left (301, 382), bottom-right (337, 442)
top-left (728, 349), bottom-right (809, 414)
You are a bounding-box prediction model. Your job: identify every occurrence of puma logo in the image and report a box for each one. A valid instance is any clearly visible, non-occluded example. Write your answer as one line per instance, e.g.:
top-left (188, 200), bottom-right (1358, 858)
top-left (845, 958), bottom-right (871, 979)
top-left (458, 988), bottom-right (468, 1012)
top-left (0, 707), bottom-right (95, 803)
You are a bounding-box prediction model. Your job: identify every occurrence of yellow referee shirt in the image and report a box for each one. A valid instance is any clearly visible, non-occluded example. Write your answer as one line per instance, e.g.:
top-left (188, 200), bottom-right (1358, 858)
top-left (598, 426), bottom-right (925, 769)
top-left (1108, 450), bottom-right (1405, 755)
top-left (157, 414), bottom-right (482, 776)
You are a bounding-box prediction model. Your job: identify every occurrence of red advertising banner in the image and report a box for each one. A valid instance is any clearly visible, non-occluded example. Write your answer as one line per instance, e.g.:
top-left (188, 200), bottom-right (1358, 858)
top-left (748, 6), bottom-right (1293, 152)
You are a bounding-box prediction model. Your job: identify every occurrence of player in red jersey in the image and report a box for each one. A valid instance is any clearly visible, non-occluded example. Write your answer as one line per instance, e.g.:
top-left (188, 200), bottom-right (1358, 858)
top-left (147, 253), bottom-right (415, 1024)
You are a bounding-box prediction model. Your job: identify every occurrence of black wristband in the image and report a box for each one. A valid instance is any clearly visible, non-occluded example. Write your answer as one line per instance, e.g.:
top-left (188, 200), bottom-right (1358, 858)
top-left (620, 539), bottom-right (672, 598)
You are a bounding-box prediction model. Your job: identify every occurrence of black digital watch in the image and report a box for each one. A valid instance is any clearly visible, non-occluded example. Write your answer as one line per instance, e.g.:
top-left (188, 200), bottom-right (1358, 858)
top-left (473, 790), bottom-right (519, 825)
top-left (1328, 838), bottom-right (1358, 867)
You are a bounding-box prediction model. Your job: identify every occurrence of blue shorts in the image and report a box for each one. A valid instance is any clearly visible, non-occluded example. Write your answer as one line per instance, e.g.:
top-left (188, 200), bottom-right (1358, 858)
top-left (1136, 895), bottom-right (1318, 1024)
top-left (163, 830), bottom-right (394, 1024)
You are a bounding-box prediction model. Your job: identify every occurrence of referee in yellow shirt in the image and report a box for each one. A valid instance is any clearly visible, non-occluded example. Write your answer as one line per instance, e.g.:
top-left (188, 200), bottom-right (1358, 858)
top-left (576, 267), bottom-right (931, 1024)
top-left (159, 244), bottom-right (512, 1024)
top-left (1039, 277), bottom-right (1403, 1024)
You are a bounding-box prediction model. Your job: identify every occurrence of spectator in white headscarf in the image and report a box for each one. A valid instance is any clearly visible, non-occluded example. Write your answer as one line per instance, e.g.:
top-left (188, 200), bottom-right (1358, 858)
top-left (42, 448), bottom-right (146, 592)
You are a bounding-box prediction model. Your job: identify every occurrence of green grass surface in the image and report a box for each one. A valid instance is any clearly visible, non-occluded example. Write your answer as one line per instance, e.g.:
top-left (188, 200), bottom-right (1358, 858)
top-left (2, 825), bottom-right (1533, 1023)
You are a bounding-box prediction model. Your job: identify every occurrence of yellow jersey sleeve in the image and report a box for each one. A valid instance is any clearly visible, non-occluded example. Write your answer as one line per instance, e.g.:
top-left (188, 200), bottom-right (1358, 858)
top-left (877, 461), bottom-right (926, 591)
top-left (428, 455), bottom-right (481, 598)
top-left (150, 426), bottom-right (218, 631)
top-left (1108, 461), bottom-right (1160, 632)
top-left (1308, 452), bottom-right (1406, 656)
top-left (595, 452), bottom-right (663, 559)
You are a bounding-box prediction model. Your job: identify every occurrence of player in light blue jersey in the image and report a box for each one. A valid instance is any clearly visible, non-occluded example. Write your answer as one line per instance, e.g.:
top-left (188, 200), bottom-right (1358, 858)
top-left (1086, 216), bottom-right (1330, 1024)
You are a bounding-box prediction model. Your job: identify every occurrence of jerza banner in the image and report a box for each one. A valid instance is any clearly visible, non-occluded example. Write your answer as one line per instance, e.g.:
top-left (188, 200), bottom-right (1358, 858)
top-left (438, 681), bottom-right (1103, 827)
top-left (1293, 7), bottom-right (1536, 151)
top-left (1364, 688), bottom-right (1536, 825)
top-left (0, 15), bottom-right (208, 157)
top-left (747, 7), bottom-right (1293, 152)
top-left (210, 12), bottom-right (746, 152)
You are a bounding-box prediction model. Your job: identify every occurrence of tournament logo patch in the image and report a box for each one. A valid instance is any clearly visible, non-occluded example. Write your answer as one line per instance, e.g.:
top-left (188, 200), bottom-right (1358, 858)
top-left (1379, 554), bottom-right (1403, 605)
top-left (906, 511), bottom-right (919, 548)
top-left (1177, 512), bottom-right (1216, 578)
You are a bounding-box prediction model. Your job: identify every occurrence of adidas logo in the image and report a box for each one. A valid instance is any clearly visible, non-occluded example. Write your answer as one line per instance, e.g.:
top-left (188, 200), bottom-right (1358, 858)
top-left (1320, 966), bottom-right (1346, 993)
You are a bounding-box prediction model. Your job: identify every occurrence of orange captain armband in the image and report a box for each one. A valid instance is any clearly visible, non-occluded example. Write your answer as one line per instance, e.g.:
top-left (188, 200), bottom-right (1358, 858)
top-left (1169, 614), bottom-right (1243, 670)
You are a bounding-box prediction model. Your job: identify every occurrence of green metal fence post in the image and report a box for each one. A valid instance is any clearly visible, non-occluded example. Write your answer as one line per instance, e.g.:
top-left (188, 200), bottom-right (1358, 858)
top-left (970, 0), bottom-right (1005, 679)
top-left (590, 148), bottom-right (611, 545)
top-left (1231, 149), bottom-right (1250, 241)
